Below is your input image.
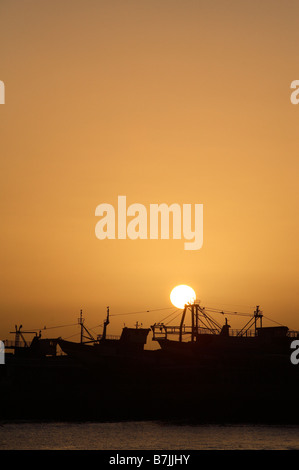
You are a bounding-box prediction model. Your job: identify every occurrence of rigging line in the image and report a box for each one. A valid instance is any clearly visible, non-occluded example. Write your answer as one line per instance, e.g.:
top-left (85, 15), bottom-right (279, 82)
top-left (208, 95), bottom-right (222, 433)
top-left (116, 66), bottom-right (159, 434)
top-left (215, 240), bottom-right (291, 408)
top-left (263, 315), bottom-right (287, 327)
top-left (88, 307), bottom-right (178, 331)
top-left (207, 316), bottom-right (222, 331)
top-left (30, 323), bottom-right (78, 331)
top-left (199, 308), bottom-right (222, 329)
top-left (43, 323), bottom-right (79, 330)
top-left (197, 315), bottom-right (217, 332)
top-left (86, 312), bottom-right (157, 330)
top-left (88, 323), bottom-right (104, 331)
top-left (200, 313), bottom-right (221, 332)
top-left (68, 307), bottom-right (175, 332)
top-left (158, 309), bottom-right (180, 324)
top-left (87, 323), bottom-right (105, 330)
top-left (110, 311), bottom-right (149, 317)
top-left (205, 308), bottom-right (252, 317)
top-left (63, 332), bottom-right (81, 340)
top-left (83, 324), bottom-right (96, 339)
top-left (110, 307), bottom-right (174, 317)
top-left (205, 302), bottom-right (256, 309)
top-left (165, 310), bottom-right (184, 326)
top-left (205, 307), bottom-right (251, 315)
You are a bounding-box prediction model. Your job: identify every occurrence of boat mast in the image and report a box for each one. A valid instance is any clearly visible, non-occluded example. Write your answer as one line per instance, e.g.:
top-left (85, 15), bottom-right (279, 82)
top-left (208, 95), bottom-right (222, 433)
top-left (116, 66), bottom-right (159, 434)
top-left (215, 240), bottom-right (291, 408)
top-left (78, 309), bottom-right (84, 344)
top-left (237, 305), bottom-right (263, 337)
top-left (101, 306), bottom-right (110, 341)
top-left (78, 309), bottom-right (96, 343)
top-left (179, 302), bottom-right (222, 342)
top-left (254, 305), bottom-right (263, 335)
top-left (10, 325), bottom-right (38, 348)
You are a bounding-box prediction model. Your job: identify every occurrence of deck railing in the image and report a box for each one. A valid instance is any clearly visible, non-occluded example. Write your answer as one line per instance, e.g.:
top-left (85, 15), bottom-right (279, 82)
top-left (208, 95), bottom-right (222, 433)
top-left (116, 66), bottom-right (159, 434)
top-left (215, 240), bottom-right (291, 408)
top-left (3, 339), bottom-right (29, 348)
top-left (151, 324), bottom-right (299, 340)
top-left (97, 334), bottom-right (121, 341)
top-left (287, 331), bottom-right (299, 338)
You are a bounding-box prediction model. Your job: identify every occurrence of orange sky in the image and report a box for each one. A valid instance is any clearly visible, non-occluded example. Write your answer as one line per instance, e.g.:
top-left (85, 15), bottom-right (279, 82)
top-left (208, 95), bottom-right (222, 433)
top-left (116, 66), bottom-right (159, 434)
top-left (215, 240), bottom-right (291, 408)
top-left (0, 0), bottom-right (298, 343)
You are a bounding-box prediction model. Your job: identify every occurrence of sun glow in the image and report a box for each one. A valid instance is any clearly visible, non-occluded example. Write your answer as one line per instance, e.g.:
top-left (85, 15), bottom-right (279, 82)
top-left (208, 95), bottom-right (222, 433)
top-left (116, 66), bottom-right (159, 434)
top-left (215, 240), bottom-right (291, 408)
top-left (170, 285), bottom-right (196, 309)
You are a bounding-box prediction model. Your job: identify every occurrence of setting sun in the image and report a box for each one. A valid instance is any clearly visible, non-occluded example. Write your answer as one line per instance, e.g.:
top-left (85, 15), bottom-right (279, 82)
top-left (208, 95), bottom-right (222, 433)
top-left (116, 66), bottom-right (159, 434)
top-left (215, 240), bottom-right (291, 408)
top-left (170, 285), bottom-right (196, 309)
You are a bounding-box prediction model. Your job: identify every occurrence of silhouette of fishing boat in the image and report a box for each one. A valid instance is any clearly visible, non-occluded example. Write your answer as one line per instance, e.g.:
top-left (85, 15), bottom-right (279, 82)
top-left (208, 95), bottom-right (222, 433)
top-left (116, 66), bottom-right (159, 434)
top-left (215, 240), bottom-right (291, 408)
top-left (2, 301), bottom-right (299, 423)
top-left (4, 302), bottom-right (298, 362)
top-left (57, 307), bottom-right (151, 363)
top-left (151, 302), bottom-right (299, 358)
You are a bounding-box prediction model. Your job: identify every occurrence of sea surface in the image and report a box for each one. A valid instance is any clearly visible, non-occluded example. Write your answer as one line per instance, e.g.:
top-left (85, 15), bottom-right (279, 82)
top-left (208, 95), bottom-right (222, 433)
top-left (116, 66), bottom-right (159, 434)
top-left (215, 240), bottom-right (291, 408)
top-left (1, 421), bottom-right (299, 450)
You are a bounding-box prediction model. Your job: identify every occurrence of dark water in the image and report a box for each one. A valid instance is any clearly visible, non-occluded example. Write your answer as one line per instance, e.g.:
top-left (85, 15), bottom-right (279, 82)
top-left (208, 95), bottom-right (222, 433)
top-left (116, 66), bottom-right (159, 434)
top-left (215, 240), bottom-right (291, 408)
top-left (1, 421), bottom-right (299, 450)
